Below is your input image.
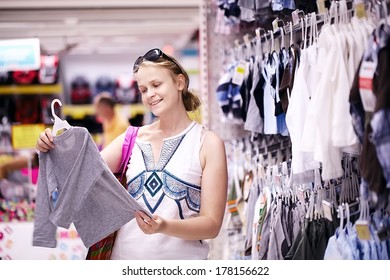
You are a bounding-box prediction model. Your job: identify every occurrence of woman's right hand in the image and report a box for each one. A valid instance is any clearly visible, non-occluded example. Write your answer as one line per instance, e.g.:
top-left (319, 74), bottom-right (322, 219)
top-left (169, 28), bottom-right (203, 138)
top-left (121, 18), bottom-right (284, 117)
top-left (36, 128), bottom-right (55, 153)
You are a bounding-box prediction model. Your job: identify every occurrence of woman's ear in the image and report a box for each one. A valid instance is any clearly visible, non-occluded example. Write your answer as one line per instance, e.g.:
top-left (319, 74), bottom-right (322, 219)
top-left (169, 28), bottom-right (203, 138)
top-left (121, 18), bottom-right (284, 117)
top-left (176, 74), bottom-right (185, 91)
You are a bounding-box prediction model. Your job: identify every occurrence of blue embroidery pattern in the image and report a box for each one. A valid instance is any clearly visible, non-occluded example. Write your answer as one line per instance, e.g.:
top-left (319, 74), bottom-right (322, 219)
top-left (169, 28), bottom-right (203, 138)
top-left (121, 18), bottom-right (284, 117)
top-left (127, 171), bottom-right (145, 200)
top-left (144, 171), bottom-right (163, 197)
top-left (127, 125), bottom-right (201, 215)
top-left (162, 171), bottom-right (201, 213)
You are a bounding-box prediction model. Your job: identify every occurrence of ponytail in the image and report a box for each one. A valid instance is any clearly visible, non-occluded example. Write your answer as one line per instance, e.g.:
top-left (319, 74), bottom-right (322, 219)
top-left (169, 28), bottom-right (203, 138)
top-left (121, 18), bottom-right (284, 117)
top-left (183, 88), bottom-right (202, 112)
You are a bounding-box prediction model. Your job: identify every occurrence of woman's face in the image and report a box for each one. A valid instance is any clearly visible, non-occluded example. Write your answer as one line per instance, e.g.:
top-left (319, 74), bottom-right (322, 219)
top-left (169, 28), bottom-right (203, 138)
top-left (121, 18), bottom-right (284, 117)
top-left (134, 65), bottom-right (183, 117)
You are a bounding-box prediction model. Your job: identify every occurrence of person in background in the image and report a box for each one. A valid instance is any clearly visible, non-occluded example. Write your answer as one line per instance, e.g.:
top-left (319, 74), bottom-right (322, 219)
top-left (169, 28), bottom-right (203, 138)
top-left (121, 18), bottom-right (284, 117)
top-left (93, 92), bottom-right (129, 149)
top-left (36, 48), bottom-right (228, 260)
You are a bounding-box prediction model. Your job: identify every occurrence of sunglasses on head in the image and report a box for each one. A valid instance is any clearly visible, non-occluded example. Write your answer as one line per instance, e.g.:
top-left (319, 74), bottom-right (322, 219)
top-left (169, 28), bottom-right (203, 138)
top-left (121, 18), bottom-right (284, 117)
top-left (133, 48), bottom-right (176, 73)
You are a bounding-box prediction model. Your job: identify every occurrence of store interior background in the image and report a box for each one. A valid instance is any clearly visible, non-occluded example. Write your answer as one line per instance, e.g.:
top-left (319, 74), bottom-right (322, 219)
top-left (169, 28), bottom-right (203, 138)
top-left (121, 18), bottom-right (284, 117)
top-left (0, 0), bottom-right (204, 260)
top-left (0, 0), bottom-right (201, 134)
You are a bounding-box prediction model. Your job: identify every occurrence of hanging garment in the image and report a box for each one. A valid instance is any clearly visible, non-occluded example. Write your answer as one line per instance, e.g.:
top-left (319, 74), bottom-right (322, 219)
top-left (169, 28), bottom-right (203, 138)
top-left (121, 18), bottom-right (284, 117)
top-left (285, 46), bottom-right (320, 175)
top-left (262, 52), bottom-right (279, 135)
top-left (244, 56), bottom-right (264, 134)
top-left (115, 74), bottom-right (138, 104)
top-left (240, 57), bottom-right (254, 122)
top-left (257, 199), bottom-right (272, 259)
top-left (331, 24), bottom-right (360, 152)
top-left (307, 24), bottom-right (343, 180)
top-left (12, 70), bottom-right (38, 85)
top-left (251, 191), bottom-right (267, 259)
top-left (216, 62), bottom-right (244, 121)
top-left (267, 198), bottom-right (291, 259)
top-left (369, 24), bottom-right (390, 190)
top-left (38, 54), bottom-right (59, 84)
top-left (349, 27), bottom-right (388, 194)
top-left (33, 126), bottom-right (149, 248)
top-left (285, 217), bottom-right (336, 260)
top-left (244, 179), bottom-right (261, 256)
top-left (71, 76), bottom-right (92, 104)
top-left (279, 44), bottom-right (299, 113)
top-left (95, 75), bottom-right (115, 96)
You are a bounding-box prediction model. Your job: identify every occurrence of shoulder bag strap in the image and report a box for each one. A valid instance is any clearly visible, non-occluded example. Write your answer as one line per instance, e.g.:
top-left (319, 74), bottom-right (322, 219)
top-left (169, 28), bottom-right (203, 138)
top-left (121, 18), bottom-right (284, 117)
top-left (118, 126), bottom-right (139, 181)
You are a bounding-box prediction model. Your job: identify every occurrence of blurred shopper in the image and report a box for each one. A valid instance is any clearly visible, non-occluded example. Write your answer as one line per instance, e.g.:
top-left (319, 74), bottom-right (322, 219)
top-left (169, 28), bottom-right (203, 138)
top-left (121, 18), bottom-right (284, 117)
top-left (93, 92), bottom-right (129, 149)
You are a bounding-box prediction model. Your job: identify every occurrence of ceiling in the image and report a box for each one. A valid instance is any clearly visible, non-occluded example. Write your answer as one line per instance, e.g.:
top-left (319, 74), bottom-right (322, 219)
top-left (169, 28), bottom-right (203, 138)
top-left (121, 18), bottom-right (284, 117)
top-left (0, 0), bottom-right (201, 56)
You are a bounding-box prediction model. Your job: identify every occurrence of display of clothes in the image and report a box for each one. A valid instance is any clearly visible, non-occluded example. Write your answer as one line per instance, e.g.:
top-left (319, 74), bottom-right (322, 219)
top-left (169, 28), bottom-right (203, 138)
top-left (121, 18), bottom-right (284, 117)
top-left (217, 0), bottom-right (390, 259)
top-left (216, 37), bottom-right (289, 136)
top-left (223, 138), bottom-right (390, 260)
top-left (350, 21), bottom-right (390, 195)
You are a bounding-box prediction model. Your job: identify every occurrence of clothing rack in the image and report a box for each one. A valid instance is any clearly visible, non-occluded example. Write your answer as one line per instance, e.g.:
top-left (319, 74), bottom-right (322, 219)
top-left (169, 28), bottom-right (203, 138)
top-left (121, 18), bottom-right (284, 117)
top-left (227, 0), bottom-right (389, 59)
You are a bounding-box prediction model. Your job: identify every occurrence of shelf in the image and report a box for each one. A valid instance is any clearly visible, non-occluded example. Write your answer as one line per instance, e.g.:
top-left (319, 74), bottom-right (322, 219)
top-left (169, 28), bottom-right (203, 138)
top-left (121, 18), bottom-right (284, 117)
top-left (0, 84), bottom-right (62, 95)
top-left (62, 103), bottom-right (147, 119)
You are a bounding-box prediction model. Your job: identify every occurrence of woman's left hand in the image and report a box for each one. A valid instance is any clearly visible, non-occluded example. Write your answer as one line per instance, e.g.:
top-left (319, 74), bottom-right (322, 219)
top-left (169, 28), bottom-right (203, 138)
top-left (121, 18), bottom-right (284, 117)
top-left (135, 211), bottom-right (165, 235)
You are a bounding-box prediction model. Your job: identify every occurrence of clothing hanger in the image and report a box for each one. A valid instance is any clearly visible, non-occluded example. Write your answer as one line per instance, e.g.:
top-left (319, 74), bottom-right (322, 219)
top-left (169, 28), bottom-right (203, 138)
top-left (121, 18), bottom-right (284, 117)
top-left (289, 22), bottom-right (294, 47)
top-left (338, 204), bottom-right (345, 230)
top-left (270, 30), bottom-right (275, 53)
top-left (51, 98), bottom-right (71, 136)
top-left (306, 190), bottom-right (315, 221)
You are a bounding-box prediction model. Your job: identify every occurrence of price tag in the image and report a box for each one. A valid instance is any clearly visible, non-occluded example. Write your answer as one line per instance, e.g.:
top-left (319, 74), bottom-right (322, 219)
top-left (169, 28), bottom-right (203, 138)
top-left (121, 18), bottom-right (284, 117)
top-left (359, 60), bottom-right (377, 112)
top-left (232, 61), bottom-right (246, 86)
top-left (322, 200), bottom-right (333, 221)
top-left (272, 18), bottom-right (279, 32)
top-left (317, 0), bottom-right (327, 14)
top-left (355, 220), bottom-right (371, 240)
top-left (298, 187), bottom-right (306, 204)
top-left (355, 2), bottom-right (366, 19)
top-left (292, 10), bottom-right (300, 25)
top-left (243, 172), bottom-right (253, 201)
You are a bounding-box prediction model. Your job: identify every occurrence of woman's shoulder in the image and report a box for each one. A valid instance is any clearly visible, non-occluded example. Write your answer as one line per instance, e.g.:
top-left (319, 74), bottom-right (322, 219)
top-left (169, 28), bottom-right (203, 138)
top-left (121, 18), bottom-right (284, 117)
top-left (136, 122), bottom-right (158, 141)
top-left (200, 128), bottom-right (224, 149)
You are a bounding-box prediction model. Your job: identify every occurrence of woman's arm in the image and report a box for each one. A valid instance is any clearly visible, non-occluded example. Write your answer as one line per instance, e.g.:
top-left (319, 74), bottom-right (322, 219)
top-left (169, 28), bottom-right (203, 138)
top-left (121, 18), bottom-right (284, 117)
top-left (100, 131), bottom-right (126, 173)
top-left (135, 131), bottom-right (228, 240)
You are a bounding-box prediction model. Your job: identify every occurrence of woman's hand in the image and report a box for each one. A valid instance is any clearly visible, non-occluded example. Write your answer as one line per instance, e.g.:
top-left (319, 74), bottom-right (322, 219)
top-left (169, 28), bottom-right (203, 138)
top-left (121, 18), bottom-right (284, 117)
top-left (36, 128), bottom-right (55, 153)
top-left (135, 211), bottom-right (165, 235)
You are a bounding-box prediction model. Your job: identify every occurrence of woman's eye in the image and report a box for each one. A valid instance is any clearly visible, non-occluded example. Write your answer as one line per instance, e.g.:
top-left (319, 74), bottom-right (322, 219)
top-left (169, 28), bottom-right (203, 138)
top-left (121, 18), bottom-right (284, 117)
top-left (153, 83), bottom-right (161, 88)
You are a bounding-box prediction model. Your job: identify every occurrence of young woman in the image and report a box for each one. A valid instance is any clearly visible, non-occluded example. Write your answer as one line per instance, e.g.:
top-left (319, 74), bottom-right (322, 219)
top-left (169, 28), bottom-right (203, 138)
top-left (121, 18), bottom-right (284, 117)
top-left (36, 48), bottom-right (228, 260)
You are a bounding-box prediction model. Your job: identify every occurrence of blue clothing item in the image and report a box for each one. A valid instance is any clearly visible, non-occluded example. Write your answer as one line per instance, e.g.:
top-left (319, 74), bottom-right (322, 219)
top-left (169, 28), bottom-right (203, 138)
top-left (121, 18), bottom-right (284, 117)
top-left (371, 211), bottom-right (390, 259)
top-left (272, 0), bottom-right (283, 11)
top-left (277, 112), bottom-right (289, 136)
top-left (216, 65), bottom-right (235, 117)
top-left (370, 109), bottom-right (390, 188)
top-left (324, 234), bottom-right (343, 259)
top-left (216, 62), bottom-right (244, 121)
top-left (349, 102), bottom-right (365, 143)
top-left (324, 224), bottom-right (359, 260)
top-left (283, 0), bottom-right (296, 10)
top-left (341, 224), bottom-right (361, 260)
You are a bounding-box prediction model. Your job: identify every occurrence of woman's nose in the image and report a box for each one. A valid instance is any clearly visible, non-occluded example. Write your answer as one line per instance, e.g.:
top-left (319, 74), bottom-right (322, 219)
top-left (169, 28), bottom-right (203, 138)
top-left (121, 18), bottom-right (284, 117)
top-left (145, 89), bottom-right (156, 98)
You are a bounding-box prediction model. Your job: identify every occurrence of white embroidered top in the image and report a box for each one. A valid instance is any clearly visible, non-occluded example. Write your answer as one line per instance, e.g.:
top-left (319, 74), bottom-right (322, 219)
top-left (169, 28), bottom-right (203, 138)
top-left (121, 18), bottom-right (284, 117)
top-left (111, 121), bottom-right (209, 259)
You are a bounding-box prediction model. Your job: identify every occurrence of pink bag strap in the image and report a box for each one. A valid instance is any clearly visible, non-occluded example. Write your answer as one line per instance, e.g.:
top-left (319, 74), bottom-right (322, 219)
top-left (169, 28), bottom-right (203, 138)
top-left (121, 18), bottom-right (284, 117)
top-left (118, 126), bottom-right (139, 181)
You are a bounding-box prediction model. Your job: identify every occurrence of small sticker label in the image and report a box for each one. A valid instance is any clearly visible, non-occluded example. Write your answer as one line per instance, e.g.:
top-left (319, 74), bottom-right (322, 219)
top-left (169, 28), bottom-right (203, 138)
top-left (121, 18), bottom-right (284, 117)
top-left (355, 220), bottom-right (371, 240)
top-left (359, 60), bottom-right (377, 112)
top-left (322, 200), bottom-right (333, 221)
top-left (292, 10), bottom-right (300, 25)
top-left (355, 2), bottom-right (366, 19)
top-left (272, 19), bottom-right (279, 32)
top-left (317, 0), bottom-right (327, 14)
top-left (232, 61), bottom-right (246, 86)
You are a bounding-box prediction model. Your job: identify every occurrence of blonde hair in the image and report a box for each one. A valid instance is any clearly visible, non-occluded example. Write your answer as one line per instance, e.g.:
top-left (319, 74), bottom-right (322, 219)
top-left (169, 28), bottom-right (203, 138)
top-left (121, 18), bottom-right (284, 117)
top-left (138, 56), bottom-right (202, 112)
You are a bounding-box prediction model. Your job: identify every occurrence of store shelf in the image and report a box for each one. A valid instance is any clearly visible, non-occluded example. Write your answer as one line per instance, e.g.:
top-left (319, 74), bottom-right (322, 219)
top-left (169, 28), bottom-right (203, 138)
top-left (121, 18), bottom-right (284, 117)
top-left (0, 84), bottom-right (62, 95)
top-left (62, 103), bottom-right (147, 119)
